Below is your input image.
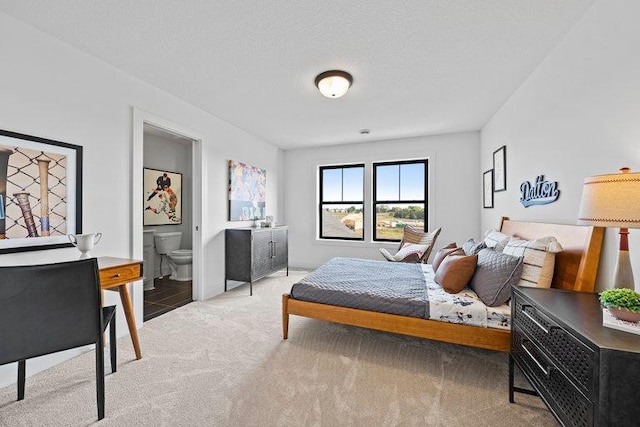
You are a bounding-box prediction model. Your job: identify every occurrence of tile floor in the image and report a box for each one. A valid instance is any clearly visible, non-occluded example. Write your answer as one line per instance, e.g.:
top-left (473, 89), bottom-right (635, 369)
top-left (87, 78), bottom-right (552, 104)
top-left (143, 276), bottom-right (192, 322)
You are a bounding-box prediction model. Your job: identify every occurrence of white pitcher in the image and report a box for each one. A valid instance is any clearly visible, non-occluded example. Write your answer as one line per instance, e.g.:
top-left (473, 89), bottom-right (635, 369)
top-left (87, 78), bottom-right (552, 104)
top-left (68, 233), bottom-right (102, 258)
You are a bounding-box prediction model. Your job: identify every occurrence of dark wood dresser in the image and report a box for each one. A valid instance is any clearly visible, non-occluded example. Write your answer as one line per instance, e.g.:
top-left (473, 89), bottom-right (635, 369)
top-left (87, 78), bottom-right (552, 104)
top-left (225, 226), bottom-right (288, 295)
top-left (510, 286), bottom-right (640, 426)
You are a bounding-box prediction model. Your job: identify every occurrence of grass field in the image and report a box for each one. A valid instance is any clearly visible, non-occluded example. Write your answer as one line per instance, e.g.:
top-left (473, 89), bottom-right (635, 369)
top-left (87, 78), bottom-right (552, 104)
top-left (375, 212), bottom-right (424, 241)
top-left (324, 209), bottom-right (424, 241)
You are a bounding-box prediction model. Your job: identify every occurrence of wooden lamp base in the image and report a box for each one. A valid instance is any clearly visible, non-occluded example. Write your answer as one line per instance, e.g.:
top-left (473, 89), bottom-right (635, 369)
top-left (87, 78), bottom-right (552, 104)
top-left (614, 228), bottom-right (635, 289)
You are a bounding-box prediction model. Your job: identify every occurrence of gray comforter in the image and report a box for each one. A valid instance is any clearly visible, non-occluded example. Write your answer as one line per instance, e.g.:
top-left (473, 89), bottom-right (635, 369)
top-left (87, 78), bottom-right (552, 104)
top-left (290, 257), bottom-right (429, 318)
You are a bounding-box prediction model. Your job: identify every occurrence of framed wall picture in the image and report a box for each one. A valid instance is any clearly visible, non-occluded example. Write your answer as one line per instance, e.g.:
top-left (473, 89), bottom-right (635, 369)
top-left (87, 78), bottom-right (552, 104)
top-left (0, 129), bottom-right (82, 254)
top-left (483, 169), bottom-right (494, 209)
top-left (143, 168), bottom-right (182, 225)
top-left (228, 160), bottom-right (266, 221)
top-left (493, 145), bottom-right (507, 192)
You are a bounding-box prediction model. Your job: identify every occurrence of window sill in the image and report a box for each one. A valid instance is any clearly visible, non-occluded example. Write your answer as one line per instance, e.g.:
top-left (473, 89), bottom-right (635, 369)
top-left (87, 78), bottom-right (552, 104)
top-left (313, 239), bottom-right (398, 249)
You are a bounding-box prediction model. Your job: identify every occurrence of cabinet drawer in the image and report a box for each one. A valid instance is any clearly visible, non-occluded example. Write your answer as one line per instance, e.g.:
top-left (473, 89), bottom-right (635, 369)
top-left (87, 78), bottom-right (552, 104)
top-left (512, 326), bottom-right (593, 427)
top-left (514, 296), bottom-right (595, 397)
top-left (99, 263), bottom-right (142, 288)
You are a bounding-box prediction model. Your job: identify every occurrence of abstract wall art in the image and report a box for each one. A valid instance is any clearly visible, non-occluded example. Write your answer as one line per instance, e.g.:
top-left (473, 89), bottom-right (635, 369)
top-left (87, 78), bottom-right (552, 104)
top-left (483, 169), bottom-right (494, 209)
top-left (228, 160), bottom-right (266, 221)
top-left (493, 145), bottom-right (507, 192)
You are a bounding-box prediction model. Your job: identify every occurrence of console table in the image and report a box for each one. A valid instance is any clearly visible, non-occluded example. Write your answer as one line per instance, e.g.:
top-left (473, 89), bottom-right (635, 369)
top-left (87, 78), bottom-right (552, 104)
top-left (510, 286), bottom-right (640, 426)
top-left (225, 226), bottom-right (288, 296)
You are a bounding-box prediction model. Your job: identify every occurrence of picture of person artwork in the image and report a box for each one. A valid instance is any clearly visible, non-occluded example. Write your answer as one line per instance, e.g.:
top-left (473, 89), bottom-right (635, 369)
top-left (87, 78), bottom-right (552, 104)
top-left (228, 160), bottom-right (266, 221)
top-left (143, 168), bottom-right (182, 225)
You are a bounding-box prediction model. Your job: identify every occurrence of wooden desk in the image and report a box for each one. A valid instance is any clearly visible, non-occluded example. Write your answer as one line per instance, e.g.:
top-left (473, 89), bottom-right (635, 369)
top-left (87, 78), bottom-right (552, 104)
top-left (98, 257), bottom-right (143, 360)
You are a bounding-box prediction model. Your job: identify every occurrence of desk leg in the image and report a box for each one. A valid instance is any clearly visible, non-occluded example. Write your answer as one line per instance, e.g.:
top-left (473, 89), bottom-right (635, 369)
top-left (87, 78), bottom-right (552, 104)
top-left (118, 283), bottom-right (142, 360)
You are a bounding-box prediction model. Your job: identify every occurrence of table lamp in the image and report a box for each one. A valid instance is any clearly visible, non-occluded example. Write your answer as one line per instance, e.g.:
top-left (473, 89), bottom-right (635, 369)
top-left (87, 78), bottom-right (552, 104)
top-left (578, 167), bottom-right (640, 289)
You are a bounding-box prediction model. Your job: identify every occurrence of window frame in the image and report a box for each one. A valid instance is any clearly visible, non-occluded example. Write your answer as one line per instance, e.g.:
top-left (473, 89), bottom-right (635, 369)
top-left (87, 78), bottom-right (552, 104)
top-left (318, 163), bottom-right (365, 241)
top-left (372, 159), bottom-right (428, 242)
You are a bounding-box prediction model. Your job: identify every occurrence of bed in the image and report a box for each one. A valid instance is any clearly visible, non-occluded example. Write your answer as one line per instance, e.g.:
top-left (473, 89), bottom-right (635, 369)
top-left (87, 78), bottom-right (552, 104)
top-left (282, 218), bottom-right (604, 352)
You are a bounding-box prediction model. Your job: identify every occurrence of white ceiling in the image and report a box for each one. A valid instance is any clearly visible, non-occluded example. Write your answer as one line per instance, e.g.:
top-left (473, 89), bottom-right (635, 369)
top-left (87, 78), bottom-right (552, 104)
top-left (0, 1), bottom-right (595, 149)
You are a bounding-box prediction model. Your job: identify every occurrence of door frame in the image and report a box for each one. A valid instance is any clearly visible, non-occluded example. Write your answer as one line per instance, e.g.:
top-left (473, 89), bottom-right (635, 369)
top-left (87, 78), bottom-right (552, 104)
top-left (132, 108), bottom-right (205, 327)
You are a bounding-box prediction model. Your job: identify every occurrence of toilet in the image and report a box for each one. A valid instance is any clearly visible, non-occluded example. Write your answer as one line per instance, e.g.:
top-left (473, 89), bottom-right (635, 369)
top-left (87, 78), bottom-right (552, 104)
top-left (154, 231), bottom-right (193, 281)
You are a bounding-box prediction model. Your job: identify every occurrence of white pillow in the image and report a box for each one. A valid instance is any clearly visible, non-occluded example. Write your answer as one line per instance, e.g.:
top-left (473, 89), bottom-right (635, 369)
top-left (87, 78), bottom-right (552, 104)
top-left (483, 229), bottom-right (511, 252)
top-left (501, 236), bottom-right (563, 288)
top-left (379, 248), bottom-right (397, 262)
top-left (393, 243), bottom-right (428, 261)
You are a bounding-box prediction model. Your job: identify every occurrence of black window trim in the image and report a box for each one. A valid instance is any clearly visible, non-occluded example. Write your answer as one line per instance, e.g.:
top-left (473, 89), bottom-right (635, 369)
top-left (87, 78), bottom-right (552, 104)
top-left (319, 163), bottom-right (365, 241)
top-left (372, 159), bottom-right (428, 242)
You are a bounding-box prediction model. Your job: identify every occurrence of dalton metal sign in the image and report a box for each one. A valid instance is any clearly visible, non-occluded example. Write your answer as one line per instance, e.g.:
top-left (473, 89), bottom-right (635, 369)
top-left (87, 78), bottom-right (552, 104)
top-left (520, 175), bottom-right (560, 207)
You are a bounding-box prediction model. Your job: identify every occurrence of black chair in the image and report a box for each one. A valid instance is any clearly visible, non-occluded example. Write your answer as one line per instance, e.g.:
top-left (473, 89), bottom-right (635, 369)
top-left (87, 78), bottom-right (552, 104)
top-left (0, 258), bottom-right (117, 420)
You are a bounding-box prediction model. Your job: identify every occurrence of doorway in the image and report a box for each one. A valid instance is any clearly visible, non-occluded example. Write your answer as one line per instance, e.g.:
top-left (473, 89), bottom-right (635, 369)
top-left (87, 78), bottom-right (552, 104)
top-left (132, 108), bottom-right (204, 327)
top-left (142, 124), bottom-right (194, 321)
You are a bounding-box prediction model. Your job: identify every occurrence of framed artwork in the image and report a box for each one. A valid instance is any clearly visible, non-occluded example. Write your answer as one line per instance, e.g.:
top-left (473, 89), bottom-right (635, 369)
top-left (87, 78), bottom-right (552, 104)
top-left (228, 160), bottom-right (266, 221)
top-left (483, 169), bottom-right (494, 209)
top-left (143, 168), bottom-right (182, 225)
top-left (493, 145), bottom-right (507, 192)
top-left (0, 129), bottom-right (82, 254)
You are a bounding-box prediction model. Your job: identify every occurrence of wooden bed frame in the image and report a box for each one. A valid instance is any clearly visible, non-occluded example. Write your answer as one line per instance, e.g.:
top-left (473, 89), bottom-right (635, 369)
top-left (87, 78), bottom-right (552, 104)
top-left (282, 218), bottom-right (604, 352)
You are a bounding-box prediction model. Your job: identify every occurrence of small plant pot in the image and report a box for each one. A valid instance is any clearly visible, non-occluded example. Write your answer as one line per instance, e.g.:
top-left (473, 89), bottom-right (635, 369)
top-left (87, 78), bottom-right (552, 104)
top-left (609, 307), bottom-right (640, 323)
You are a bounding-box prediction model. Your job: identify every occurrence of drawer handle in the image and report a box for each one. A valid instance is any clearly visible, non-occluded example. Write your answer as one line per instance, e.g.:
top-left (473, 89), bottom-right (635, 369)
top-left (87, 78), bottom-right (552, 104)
top-left (521, 340), bottom-right (552, 377)
top-left (522, 309), bottom-right (548, 333)
top-left (521, 305), bottom-right (558, 334)
top-left (112, 273), bottom-right (121, 278)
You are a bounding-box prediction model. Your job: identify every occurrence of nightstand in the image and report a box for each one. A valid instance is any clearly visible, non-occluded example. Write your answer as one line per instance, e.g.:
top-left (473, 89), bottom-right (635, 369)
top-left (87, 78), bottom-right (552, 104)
top-left (509, 286), bottom-right (640, 426)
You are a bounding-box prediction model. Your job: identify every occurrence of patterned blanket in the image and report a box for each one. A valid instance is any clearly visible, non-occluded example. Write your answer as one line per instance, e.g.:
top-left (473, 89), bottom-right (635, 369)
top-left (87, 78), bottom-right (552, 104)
top-left (290, 257), bottom-right (429, 318)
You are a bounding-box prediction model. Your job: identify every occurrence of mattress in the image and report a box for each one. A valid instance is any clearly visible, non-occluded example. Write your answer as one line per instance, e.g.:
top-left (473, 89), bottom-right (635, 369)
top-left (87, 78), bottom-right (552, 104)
top-left (290, 257), bottom-right (511, 330)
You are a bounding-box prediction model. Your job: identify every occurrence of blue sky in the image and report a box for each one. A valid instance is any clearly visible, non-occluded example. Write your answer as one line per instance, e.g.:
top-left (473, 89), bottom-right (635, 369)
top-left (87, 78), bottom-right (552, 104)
top-left (376, 163), bottom-right (424, 201)
top-left (323, 167), bottom-right (363, 201)
top-left (323, 163), bottom-right (424, 202)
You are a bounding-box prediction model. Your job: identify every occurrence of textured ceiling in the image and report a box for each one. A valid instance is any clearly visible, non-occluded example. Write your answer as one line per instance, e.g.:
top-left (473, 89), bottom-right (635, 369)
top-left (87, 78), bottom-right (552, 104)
top-left (0, 1), bottom-right (595, 149)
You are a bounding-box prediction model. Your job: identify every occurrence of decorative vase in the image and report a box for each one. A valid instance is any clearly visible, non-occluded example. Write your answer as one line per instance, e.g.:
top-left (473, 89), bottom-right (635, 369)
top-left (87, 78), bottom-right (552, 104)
top-left (608, 307), bottom-right (640, 323)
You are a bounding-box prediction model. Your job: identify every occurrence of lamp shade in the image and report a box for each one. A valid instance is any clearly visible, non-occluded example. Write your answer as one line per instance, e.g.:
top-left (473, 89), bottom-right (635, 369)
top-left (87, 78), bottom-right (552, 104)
top-left (315, 70), bottom-right (352, 98)
top-left (577, 169), bottom-right (640, 228)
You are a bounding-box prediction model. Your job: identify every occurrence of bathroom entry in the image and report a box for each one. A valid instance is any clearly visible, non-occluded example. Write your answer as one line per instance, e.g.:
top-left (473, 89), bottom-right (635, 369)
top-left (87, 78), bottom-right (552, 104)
top-left (142, 124), bottom-right (194, 321)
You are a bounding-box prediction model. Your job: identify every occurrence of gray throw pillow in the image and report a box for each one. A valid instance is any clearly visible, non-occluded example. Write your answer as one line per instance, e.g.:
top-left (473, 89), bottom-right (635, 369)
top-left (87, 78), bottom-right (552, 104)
top-left (469, 248), bottom-right (524, 307)
top-left (462, 238), bottom-right (486, 256)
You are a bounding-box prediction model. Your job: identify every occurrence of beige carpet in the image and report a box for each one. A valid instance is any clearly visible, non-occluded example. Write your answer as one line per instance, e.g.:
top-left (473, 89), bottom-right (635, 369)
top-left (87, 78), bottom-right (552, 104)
top-left (0, 271), bottom-right (556, 426)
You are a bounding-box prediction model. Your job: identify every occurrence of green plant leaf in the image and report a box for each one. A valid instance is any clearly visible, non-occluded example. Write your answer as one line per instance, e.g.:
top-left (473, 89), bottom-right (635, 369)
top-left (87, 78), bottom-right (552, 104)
top-left (599, 288), bottom-right (640, 312)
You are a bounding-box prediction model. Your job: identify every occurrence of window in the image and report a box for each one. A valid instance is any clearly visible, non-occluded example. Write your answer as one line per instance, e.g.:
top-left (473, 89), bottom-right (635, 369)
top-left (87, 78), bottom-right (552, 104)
top-left (319, 164), bottom-right (364, 240)
top-left (373, 159), bottom-right (428, 241)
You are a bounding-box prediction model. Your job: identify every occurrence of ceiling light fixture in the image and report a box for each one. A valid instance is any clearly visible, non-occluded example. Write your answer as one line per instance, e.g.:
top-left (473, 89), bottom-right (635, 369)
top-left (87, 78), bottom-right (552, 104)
top-left (315, 70), bottom-right (353, 98)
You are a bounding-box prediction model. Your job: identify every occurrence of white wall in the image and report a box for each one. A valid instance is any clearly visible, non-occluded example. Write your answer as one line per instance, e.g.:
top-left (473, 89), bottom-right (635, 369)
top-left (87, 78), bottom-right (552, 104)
top-left (480, 0), bottom-right (640, 291)
top-left (0, 12), bottom-right (281, 386)
top-left (283, 132), bottom-right (481, 269)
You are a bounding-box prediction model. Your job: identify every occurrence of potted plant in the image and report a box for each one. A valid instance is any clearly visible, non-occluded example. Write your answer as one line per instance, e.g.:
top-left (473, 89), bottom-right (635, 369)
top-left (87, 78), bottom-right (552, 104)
top-left (600, 288), bottom-right (640, 323)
